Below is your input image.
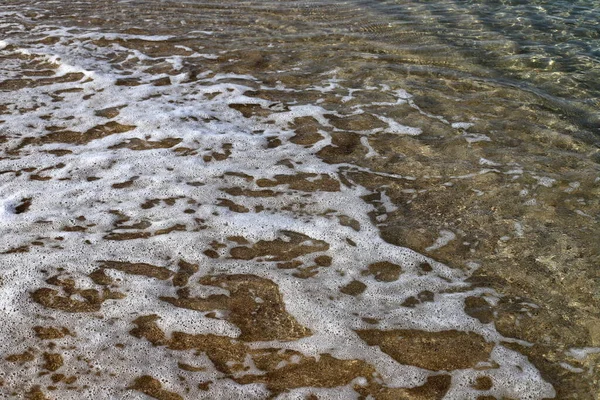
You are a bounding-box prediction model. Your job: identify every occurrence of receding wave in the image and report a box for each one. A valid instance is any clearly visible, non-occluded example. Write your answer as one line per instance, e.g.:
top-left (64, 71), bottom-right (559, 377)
top-left (0, 1), bottom-right (599, 399)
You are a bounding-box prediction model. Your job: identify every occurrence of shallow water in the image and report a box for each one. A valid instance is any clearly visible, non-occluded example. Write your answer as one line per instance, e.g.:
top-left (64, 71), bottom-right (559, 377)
top-left (0, 1), bottom-right (599, 399)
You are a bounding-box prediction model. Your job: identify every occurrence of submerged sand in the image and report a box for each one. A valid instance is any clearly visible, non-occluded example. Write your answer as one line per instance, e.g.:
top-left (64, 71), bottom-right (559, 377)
top-left (0, 1), bottom-right (599, 399)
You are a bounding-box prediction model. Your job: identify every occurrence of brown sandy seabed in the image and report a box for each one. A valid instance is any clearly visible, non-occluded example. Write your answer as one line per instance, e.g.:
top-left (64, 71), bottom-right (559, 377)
top-left (0, 0), bottom-right (599, 399)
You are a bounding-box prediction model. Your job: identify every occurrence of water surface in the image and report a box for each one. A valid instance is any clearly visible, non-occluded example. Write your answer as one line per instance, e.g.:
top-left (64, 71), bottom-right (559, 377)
top-left (0, 1), bottom-right (599, 399)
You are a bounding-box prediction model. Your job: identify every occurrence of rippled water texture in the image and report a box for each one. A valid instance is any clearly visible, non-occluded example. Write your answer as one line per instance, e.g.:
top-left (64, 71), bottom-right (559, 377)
top-left (0, 0), bottom-right (599, 399)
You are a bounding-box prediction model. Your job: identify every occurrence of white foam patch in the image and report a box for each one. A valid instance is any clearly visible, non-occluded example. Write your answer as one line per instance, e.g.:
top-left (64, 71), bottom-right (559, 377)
top-left (274, 384), bottom-right (361, 399)
top-left (565, 347), bottom-right (600, 360)
top-left (360, 136), bottom-right (378, 158)
top-left (378, 115), bottom-right (422, 136)
top-left (0, 19), bottom-right (556, 399)
top-left (559, 362), bottom-right (584, 373)
top-left (425, 229), bottom-right (456, 252)
top-left (451, 122), bottom-right (474, 130)
top-left (534, 175), bottom-right (557, 187)
top-left (463, 133), bottom-right (492, 143)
